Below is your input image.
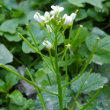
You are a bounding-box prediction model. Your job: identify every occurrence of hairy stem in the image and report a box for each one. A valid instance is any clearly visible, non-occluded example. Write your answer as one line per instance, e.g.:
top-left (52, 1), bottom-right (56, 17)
top-left (54, 32), bottom-right (63, 110)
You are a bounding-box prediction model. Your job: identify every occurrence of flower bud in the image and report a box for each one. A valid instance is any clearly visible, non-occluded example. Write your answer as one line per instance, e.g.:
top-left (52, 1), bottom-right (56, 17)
top-left (63, 13), bottom-right (76, 26)
top-left (34, 12), bottom-right (43, 23)
top-left (43, 40), bottom-right (53, 49)
top-left (65, 44), bottom-right (71, 49)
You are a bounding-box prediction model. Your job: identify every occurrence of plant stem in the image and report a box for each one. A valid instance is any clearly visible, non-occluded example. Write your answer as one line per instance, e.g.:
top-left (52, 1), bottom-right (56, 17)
top-left (43, 27), bottom-right (54, 42)
top-left (62, 38), bottom-right (100, 88)
top-left (26, 68), bottom-right (47, 110)
top-left (26, 24), bottom-right (40, 52)
top-left (70, 69), bottom-right (92, 110)
top-left (72, 25), bottom-right (83, 45)
top-left (54, 32), bottom-right (63, 110)
top-left (0, 65), bottom-right (58, 96)
top-left (62, 28), bottom-right (68, 100)
top-left (81, 88), bottom-right (102, 110)
top-left (59, 49), bottom-right (66, 66)
top-left (68, 25), bottom-right (73, 42)
top-left (27, 25), bottom-right (54, 84)
top-left (48, 49), bottom-right (55, 71)
top-left (18, 33), bottom-right (55, 74)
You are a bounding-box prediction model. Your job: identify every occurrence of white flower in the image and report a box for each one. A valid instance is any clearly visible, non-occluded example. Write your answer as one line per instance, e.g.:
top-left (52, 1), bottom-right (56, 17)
top-left (43, 11), bottom-right (53, 23)
top-left (50, 5), bottom-right (64, 16)
top-left (46, 25), bottom-right (52, 33)
top-left (34, 12), bottom-right (44, 23)
top-left (70, 13), bottom-right (76, 20)
top-left (43, 40), bottom-right (53, 49)
top-left (63, 13), bottom-right (76, 26)
top-left (65, 44), bottom-right (71, 49)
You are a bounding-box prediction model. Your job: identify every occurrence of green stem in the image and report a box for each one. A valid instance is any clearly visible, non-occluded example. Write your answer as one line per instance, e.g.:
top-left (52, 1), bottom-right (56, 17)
top-left (59, 49), bottom-right (66, 66)
top-left (48, 49), bottom-right (55, 71)
top-left (26, 24), bottom-right (40, 52)
top-left (62, 48), bottom-right (68, 100)
top-left (62, 28), bottom-right (68, 100)
top-left (54, 32), bottom-right (63, 110)
top-left (71, 69), bottom-right (92, 110)
top-left (58, 50), bottom-right (65, 56)
top-left (68, 25), bottom-right (73, 42)
top-left (18, 33), bottom-right (55, 74)
top-left (43, 27), bottom-right (54, 42)
top-left (46, 74), bottom-right (52, 86)
top-left (72, 25), bottom-right (83, 45)
top-left (26, 68), bottom-right (47, 110)
top-left (81, 88), bottom-right (102, 110)
top-left (0, 65), bottom-right (58, 96)
top-left (62, 38), bottom-right (100, 88)
top-left (26, 68), bottom-right (34, 82)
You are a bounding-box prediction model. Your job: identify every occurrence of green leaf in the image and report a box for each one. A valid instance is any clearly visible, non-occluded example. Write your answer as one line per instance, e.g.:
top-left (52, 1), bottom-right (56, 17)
top-left (0, 19), bottom-right (19, 34)
top-left (71, 72), bottom-right (108, 93)
top-left (0, 80), bottom-right (6, 92)
top-left (0, 44), bottom-right (13, 64)
top-left (24, 99), bottom-right (35, 110)
top-left (92, 27), bottom-right (107, 37)
top-left (71, 27), bottom-right (88, 50)
top-left (84, 86), bottom-right (110, 110)
top-left (68, 0), bottom-right (104, 8)
top-left (4, 33), bottom-right (21, 42)
top-left (8, 90), bottom-right (24, 106)
top-left (5, 74), bottom-right (19, 91)
top-left (35, 86), bottom-right (72, 110)
top-left (35, 68), bottom-right (50, 87)
top-left (8, 90), bottom-right (35, 110)
top-left (86, 34), bottom-right (110, 64)
top-left (22, 21), bottom-right (45, 53)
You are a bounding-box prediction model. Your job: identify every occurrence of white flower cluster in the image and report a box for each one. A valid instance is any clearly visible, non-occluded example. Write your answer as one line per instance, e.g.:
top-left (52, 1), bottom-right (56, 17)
top-left (34, 5), bottom-right (76, 26)
top-left (34, 5), bottom-right (76, 49)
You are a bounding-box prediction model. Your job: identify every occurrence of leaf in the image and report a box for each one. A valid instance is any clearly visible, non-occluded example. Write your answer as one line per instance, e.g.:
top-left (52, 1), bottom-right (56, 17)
top-left (22, 41), bottom-right (34, 53)
top-left (35, 67), bottom-right (56, 87)
top-left (84, 86), bottom-right (110, 110)
top-left (0, 44), bottom-right (13, 64)
top-left (68, 0), bottom-right (105, 8)
top-left (8, 90), bottom-right (35, 110)
top-left (31, 0), bottom-right (51, 5)
top-left (5, 74), bottom-right (19, 91)
top-left (92, 27), bottom-right (107, 37)
top-left (22, 20), bottom-right (45, 53)
top-left (0, 19), bottom-right (19, 34)
top-left (0, 80), bottom-right (6, 92)
top-left (4, 33), bottom-right (21, 42)
top-left (8, 90), bottom-right (24, 106)
top-left (87, 8), bottom-right (104, 21)
top-left (71, 27), bottom-right (88, 50)
top-left (35, 86), bottom-right (72, 110)
top-left (86, 34), bottom-right (110, 64)
top-left (71, 72), bottom-right (108, 93)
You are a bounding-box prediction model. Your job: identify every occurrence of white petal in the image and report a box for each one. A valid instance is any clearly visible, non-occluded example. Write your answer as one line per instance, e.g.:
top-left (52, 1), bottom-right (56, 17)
top-left (34, 12), bottom-right (42, 23)
top-left (50, 10), bottom-right (55, 16)
top-left (44, 11), bottom-right (50, 18)
top-left (63, 14), bottom-right (67, 19)
top-left (70, 13), bottom-right (76, 20)
top-left (59, 7), bottom-right (64, 12)
top-left (51, 5), bottom-right (55, 10)
top-left (40, 16), bottom-right (46, 21)
top-left (64, 16), bottom-right (73, 25)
